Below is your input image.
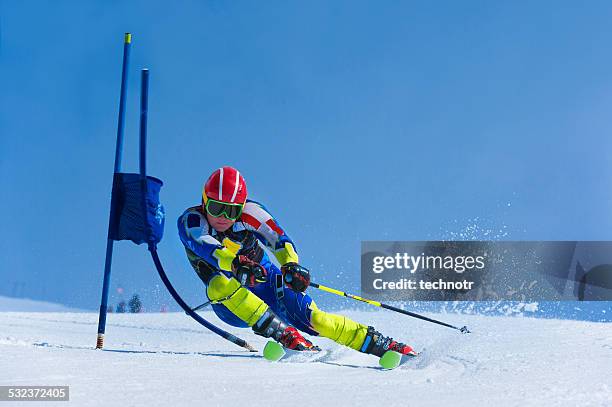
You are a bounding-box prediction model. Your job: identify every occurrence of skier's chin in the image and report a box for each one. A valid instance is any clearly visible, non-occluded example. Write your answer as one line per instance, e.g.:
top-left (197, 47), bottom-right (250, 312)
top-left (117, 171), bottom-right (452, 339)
top-left (208, 216), bottom-right (235, 232)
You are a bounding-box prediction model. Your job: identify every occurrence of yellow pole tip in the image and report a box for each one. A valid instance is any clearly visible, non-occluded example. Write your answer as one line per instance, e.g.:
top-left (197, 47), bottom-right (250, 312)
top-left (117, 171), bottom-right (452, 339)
top-left (124, 33), bottom-right (132, 43)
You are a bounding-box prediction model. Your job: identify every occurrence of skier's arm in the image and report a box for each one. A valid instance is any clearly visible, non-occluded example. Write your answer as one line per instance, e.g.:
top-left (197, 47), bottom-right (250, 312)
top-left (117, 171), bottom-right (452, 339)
top-left (240, 200), bottom-right (299, 265)
top-left (177, 209), bottom-right (236, 272)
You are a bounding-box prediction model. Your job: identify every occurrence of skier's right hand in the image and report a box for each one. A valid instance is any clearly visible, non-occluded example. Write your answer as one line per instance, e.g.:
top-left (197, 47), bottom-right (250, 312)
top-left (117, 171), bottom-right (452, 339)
top-left (281, 263), bottom-right (311, 292)
top-left (232, 255), bottom-right (268, 287)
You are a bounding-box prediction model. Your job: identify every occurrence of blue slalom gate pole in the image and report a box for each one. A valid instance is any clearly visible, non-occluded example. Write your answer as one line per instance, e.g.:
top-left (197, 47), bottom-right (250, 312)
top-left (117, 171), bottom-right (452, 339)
top-left (96, 33), bottom-right (132, 349)
top-left (95, 37), bottom-right (255, 352)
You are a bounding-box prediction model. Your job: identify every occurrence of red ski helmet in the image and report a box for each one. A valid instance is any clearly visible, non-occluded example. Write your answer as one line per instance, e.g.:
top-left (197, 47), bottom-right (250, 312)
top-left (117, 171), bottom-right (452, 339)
top-left (202, 166), bottom-right (248, 205)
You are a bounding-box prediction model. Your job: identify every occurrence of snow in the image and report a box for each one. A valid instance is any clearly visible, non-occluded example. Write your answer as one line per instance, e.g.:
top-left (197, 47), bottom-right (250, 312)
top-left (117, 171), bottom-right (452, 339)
top-left (1, 310), bottom-right (610, 407)
top-left (0, 295), bottom-right (83, 312)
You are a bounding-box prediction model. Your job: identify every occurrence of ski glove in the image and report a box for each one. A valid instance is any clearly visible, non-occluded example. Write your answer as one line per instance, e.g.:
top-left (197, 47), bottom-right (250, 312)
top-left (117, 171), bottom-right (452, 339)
top-left (281, 263), bottom-right (310, 293)
top-left (232, 255), bottom-right (268, 287)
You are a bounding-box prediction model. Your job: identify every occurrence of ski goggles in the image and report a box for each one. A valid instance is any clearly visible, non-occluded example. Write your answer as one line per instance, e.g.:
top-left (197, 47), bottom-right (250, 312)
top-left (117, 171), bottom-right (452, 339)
top-left (205, 198), bottom-right (244, 220)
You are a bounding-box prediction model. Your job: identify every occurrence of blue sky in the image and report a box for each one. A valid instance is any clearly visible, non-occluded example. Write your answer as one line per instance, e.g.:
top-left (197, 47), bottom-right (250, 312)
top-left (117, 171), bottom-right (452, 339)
top-left (1, 1), bottom-right (612, 311)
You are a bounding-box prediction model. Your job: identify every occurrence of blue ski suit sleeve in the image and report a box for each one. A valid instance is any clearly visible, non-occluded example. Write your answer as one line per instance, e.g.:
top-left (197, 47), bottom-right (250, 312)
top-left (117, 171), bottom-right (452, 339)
top-left (177, 207), bottom-right (236, 272)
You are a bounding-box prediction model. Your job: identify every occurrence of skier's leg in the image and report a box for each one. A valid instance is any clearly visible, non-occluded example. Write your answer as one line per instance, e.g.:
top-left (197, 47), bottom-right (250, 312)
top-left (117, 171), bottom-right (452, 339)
top-left (260, 263), bottom-right (368, 349)
top-left (206, 273), bottom-right (268, 326)
top-left (264, 263), bottom-right (416, 356)
top-left (186, 249), bottom-right (316, 350)
top-left (308, 303), bottom-right (370, 349)
top-left (309, 302), bottom-right (416, 356)
top-left (205, 270), bottom-right (317, 350)
top-left (186, 247), bottom-right (254, 327)
top-left (279, 290), bottom-right (370, 350)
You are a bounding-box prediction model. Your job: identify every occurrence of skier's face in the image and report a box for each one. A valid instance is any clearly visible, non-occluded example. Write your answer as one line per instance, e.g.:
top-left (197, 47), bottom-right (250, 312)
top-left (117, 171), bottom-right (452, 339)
top-left (206, 211), bottom-right (236, 232)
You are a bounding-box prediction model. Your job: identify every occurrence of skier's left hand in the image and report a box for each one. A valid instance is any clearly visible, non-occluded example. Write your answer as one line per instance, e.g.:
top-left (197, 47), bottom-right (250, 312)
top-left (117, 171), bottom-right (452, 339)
top-left (232, 255), bottom-right (268, 287)
top-left (281, 263), bottom-right (310, 292)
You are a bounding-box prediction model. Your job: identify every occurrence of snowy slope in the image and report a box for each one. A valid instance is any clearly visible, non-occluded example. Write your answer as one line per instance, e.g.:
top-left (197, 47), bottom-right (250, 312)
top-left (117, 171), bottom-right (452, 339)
top-left (1, 310), bottom-right (610, 407)
top-left (0, 295), bottom-right (83, 312)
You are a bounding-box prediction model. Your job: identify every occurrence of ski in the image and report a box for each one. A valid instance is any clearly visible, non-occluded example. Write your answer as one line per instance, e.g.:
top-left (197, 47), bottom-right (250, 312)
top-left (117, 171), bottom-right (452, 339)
top-left (263, 340), bottom-right (418, 369)
top-left (263, 341), bottom-right (286, 362)
top-left (379, 350), bottom-right (419, 369)
top-left (262, 340), bottom-right (321, 362)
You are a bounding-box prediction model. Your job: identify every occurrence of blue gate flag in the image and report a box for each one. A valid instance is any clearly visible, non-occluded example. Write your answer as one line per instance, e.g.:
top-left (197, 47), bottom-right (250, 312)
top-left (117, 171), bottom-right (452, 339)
top-left (109, 172), bottom-right (165, 245)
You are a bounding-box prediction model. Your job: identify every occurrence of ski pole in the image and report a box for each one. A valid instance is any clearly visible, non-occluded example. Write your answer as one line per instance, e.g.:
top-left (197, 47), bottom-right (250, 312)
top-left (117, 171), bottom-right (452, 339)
top-left (190, 301), bottom-right (211, 313)
top-left (310, 282), bottom-right (470, 333)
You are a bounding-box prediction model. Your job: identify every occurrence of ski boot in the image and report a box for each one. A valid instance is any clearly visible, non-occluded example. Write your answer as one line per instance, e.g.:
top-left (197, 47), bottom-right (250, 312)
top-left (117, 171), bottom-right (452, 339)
top-left (253, 310), bottom-right (320, 361)
top-left (360, 326), bottom-right (417, 369)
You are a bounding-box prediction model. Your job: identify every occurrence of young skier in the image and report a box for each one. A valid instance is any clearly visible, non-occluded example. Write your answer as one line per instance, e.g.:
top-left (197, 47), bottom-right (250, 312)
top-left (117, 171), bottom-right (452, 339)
top-left (178, 166), bottom-right (416, 358)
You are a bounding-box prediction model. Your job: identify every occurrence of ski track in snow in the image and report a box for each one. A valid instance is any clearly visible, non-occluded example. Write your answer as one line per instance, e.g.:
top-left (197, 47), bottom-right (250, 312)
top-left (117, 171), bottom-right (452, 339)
top-left (1, 310), bottom-right (610, 407)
